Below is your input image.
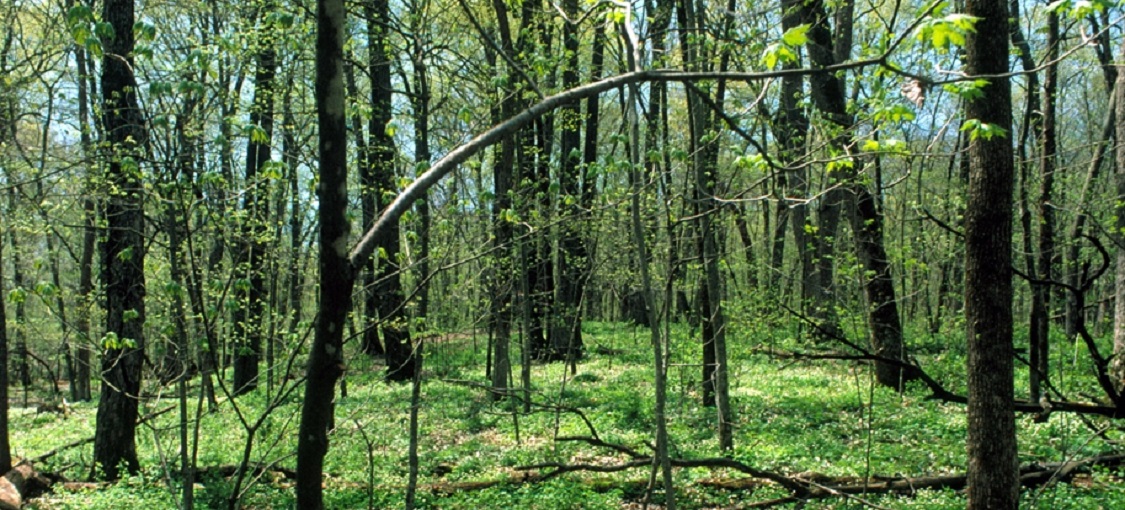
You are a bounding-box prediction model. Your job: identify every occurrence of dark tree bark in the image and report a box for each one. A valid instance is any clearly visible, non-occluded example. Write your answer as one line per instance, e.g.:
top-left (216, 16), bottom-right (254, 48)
top-left (408, 24), bottom-right (433, 322)
top-left (963, 0), bottom-right (1018, 505)
top-left (74, 38), bottom-right (95, 401)
top-left (366, 0), bottom-right (415, 380)
top-left (4, 187), bottom-right (30, 391)
top-left (1066, 11), bottom-right (1116, 340)
top-left (73, 76), bottom-right (95, 400)
top-left (354, 24), bottom-right (381, 358)
top-left (1029, 11), bottom-right (1058, 401)
top-left (678, 0), bottom-right (733, 451)
top-left (232, 9), bottom-right (278, 395)
top-left (94, 0), bottom-right (148, 481)
top-left (296, 0), bottom-right (352, 506)
top-left (796, 0), bottom-right (916, 388)
top-left (283, 74), bottom-right (304, 354)
top-left (159, 93), bottom-right (199, 387)
top-left (549, 0), bottom-right (587, 363)
top-left (1113, 40), bottom-right (1125, 390)
top-left (0, 25), bottom-right (10, 475)
top-left (774, 0), bottom-right (810, 304)
top-left (0, 156), bottom-right (9, 480)
top-left (510, 0), bottom-right (553, 362)
top-left (485, 0), bottom-right (521, 396)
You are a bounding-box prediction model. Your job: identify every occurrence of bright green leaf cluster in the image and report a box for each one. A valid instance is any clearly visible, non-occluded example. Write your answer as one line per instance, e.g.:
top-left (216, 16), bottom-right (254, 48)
top-left (943, 79), bottom-right (990, 101)
top-left (915, 2), bottom-right (980, 53)
top-left (761, 24), bottom-right (810, 69)
top-left (960, 119), bottom-right (1009, 141)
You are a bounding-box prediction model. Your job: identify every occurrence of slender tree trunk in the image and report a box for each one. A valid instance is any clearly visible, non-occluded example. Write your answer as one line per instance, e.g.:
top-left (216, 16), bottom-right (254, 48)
top-left (0, 113), bottom-right (10, 477)
top-left (366, 0), bottom-right (414, 381)
top-left (796, 0), bottom-right (914, 387)
top-left (964, 0), bottom-right (1018, 505)
top-left (626, 49), bottom-right (676, 510)
top-left (4, 188), bottom-right (30, 390)
top-left (283, 75), bottom-right (304, 355)
top-left (1067, 11), bottom-right (1117, 339)
top-left (354, 20), bottom-right (383, 357)
top-left (73, 35), bottom-right (95, 401)
top-left (233, 11), bottom-right (278, 395)
top-left (296, 0), bottom-right (351, 505)
top-left (409, 25), bottom-right (433, 323)
top-left (486, 0), bottom-right (519, 397)
top-left (550, 0), bottom-right (587, 363)
top-left (1066, 96), bottom-right (1114, 340)
top-left (0, 14), bottom-right (11, 472)
top-left (678, 0), bottom-right (734, 451)
top-left (1112, 38), bottom-right (1125, 391)
top-left (774, 0), bottom-right (810, 307)
top-left (1029, 11), bottom-right (1058, 402)
top-left (94, 0), bottom-right (148, 480)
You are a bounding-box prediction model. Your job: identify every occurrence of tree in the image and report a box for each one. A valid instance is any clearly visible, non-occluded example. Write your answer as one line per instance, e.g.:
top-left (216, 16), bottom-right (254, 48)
top-left (1114, 38), bottom-right (1125, 390)
top-left (232, 1), bottom-right (280, 395)
top-left (295, 0), bottom-right (351, 506)
top-left (93, 0), bottom-right (148, 481)
top-left (366, 0), bottom-right (415, 381)
top-left (677, 0), bottom-right (733, 450)
top-left (795, 0), bottom-right (916, 389)
top-left (963, 0), bottom-right (1018, 506)
top-left (0, 10), bottom-right (10, 477)
top-left (0, 177), bottom-right (9, 477)
top-left (549, 0), bottom-right (588, 363)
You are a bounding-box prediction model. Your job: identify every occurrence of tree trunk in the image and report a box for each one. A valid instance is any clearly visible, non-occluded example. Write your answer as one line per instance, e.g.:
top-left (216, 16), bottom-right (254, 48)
top-left (295, 0), bottom-right (351, 505)
top-left (549, 0), bottom-right (587, 363)
top-left (963, 0), bottom-right (1018, 505)
top-left (678, 0), bottom-right (734, 451)
top-left (1113, 38), bottom-right (1125, 391)
top-left (1029, 11), bottom-right (1058, 402)
top-left (409, 22), bottom-right (433, 323)
top-left (94, 0), bottom-right (148, 481)
top-left (774, 0), bottom-right (809, 307)
top-left (354, 20), bottom-right (382, 358)
top-left (73, 35), bottom-right (95, 402)
top-left (0, 22), bottom-right (11, 474)
top-left (0, 166), bottom-right (9, 477)
top-left (366, 0), bottom-right (415, 381)
top-left (232, 12), bottom-right (278, 395)
top-left (485, 0), bottom-right (520, 397)
top-left (796, 0), bottom-right (914, 387)
top-left (4, 188), bottom-right (30, 391)
top-left (283, 74), bottom-right (304, 360)
top-left (627, 39), bottom-right (676, 508)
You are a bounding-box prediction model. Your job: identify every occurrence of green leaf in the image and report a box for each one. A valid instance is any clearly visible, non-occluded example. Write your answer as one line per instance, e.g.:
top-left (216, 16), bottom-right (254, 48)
top-left (101, 332), bottom-right (121, 350)
top-left (781, 24), bottom-right (811, 46)
top-left (85, 38), bottom-right (104, 59)
top-left (34, 282), bottom-right (58, 297)
top-left (7, 287), bottom-right (27, 305)
top-left (960, 119), bottom-right (1008, 141)
top-left (915, 10), bottom-right (980, 53)
top-left (67, 4), bottom-right (93, 26)
top-left (94, 21), bottom-right (116, 42)
top-left (133, 21), bottom-right (156, 42)
top-left (943, 79), bottom-right (989, 101)
top-left (261, 161), bottom-right (285, 180)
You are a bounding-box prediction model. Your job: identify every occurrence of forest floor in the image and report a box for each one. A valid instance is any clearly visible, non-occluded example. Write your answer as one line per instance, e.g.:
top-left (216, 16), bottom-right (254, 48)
top-left (9, 320), bottom-right (1125, 509)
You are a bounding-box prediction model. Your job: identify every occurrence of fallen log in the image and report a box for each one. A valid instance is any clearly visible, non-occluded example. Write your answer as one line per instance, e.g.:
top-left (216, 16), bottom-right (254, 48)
top-left (508, 436), bottom-right (1125, 506)
top-left (0, 463), bottom-right (54, 510)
